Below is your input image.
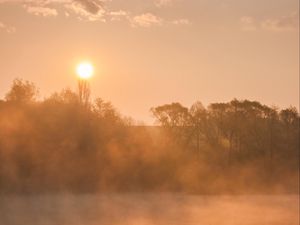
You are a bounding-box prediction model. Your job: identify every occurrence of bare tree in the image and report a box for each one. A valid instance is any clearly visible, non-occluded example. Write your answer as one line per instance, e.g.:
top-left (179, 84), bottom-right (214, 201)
top-left (78, 79), bottom-right (91, 107)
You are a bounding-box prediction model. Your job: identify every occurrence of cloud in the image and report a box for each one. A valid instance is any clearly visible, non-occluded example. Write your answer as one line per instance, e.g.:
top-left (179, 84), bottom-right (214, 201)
top-left (0, 0), bottom-right (191, 27)
top-left (240, 12), bottom-right (299, 32)
top-left (0, 22), bottom-right (16, 33)
top-left (240, 16), bottom-right (257, 31)
top-left (0, 0), bottom-right (106, 21)
top-left (130, 15), bottom-right (190, 28)
top-left (154, 0), bottom-right (173, 7)
top-left (73, 0), bottom-right (104, 14)
top-left (172, 19), bottom-right (190, 25)
top-left (109, 10), bottom-right (129, 21)
top-left (25, 6), bottom-right (58, 17)
top-left (131, 13), bottom-right (163, 27)
top-left (110, 10), bottom-right (128, 17)
top-left (261, 11), bottom-right (299, 32)
top-left (64, 0), bottom-right (106, 21)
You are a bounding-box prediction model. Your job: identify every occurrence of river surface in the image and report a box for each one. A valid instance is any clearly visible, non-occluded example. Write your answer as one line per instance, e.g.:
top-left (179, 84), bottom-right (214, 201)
top-left (0, 194), bottom-right (298, 225)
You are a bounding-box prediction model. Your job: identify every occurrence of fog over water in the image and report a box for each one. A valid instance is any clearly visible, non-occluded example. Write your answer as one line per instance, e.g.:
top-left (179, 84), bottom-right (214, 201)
top-left (0, 81), bottom-right (299, 225)
top-left (0, 194), bottom-right (298, 225)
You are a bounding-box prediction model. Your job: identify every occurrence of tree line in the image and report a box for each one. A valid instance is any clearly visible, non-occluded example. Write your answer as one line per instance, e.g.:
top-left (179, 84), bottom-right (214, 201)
top-left (0, 79), bottom-right (299, 194)
top-left (151, 100), bottom-right (299, 167)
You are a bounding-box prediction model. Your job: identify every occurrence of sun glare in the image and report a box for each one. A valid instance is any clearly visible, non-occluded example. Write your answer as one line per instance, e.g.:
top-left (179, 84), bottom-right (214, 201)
top-left (76, 62), bottom-right (94, 80)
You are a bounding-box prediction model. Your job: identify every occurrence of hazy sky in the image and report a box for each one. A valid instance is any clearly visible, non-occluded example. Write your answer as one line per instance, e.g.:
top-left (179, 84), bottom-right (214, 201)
top-left (0, 0), bottom-right (299, 123)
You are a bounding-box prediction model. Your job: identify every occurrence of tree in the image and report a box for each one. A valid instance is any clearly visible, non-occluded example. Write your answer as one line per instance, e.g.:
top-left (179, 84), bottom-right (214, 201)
top-left (45, 88), bottom-right (79, 105)
top-left (151, 103), bottom-right (190, 144)
top-left (78, 79), bottom-right (90, 107)
top-left (279, 107), bottom-right (299, 155)
top-left (151, 103), bottom-right (189, 127)
top-left (207, 102), bottom-right (229, 145)
top-left (5, 79), bottom-right (38, 103)
top-left (93, 98), bottom-right (122, 124)
top-left (189, 101), bottom-right (207, 152)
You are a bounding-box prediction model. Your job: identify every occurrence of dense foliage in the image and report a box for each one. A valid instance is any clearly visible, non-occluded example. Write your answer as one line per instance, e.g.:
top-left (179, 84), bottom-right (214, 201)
top-left (0, 79), bottom-right (299, 194)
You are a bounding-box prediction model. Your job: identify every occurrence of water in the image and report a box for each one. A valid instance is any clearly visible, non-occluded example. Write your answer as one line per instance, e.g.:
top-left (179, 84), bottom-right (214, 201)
top-left (0, 194), bottom-right (298, 225)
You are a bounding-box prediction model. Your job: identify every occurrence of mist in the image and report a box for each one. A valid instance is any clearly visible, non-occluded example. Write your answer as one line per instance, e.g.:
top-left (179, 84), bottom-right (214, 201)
top-left (0, 79), bottom-right (299, 224)
top-left (0, 194), bottom-right (298, 225)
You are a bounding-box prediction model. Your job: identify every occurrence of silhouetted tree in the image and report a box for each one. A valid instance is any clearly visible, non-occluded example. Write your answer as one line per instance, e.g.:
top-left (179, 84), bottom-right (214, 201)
top-left (189, 101), bottom-right (207, 153)
top-left (151, 103), bottom-right (190, 145)
top-left (78, 79), bottom-right (90, 107)
top-left (5, 79), bottom-right (38, 103)
top-left (0, 79), bottom-right (299, 194)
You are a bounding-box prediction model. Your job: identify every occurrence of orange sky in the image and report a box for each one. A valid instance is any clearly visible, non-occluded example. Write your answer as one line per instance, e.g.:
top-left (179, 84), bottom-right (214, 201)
top-left (0, 0), bottom-right (299, 123)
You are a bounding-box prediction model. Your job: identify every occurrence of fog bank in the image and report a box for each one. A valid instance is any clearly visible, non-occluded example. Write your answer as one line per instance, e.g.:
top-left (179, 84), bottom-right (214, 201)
top-left (0, 194), bottom-right (299, 225)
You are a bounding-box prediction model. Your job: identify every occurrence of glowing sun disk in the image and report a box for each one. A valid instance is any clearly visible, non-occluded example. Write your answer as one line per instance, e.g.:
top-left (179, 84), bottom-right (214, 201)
top-left (76, 62), bottom-right (94, 79)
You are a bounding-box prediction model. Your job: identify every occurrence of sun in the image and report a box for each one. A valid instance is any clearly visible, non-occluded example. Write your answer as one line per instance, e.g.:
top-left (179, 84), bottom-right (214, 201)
top-left (76, 62), bottom-right (94, 80)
